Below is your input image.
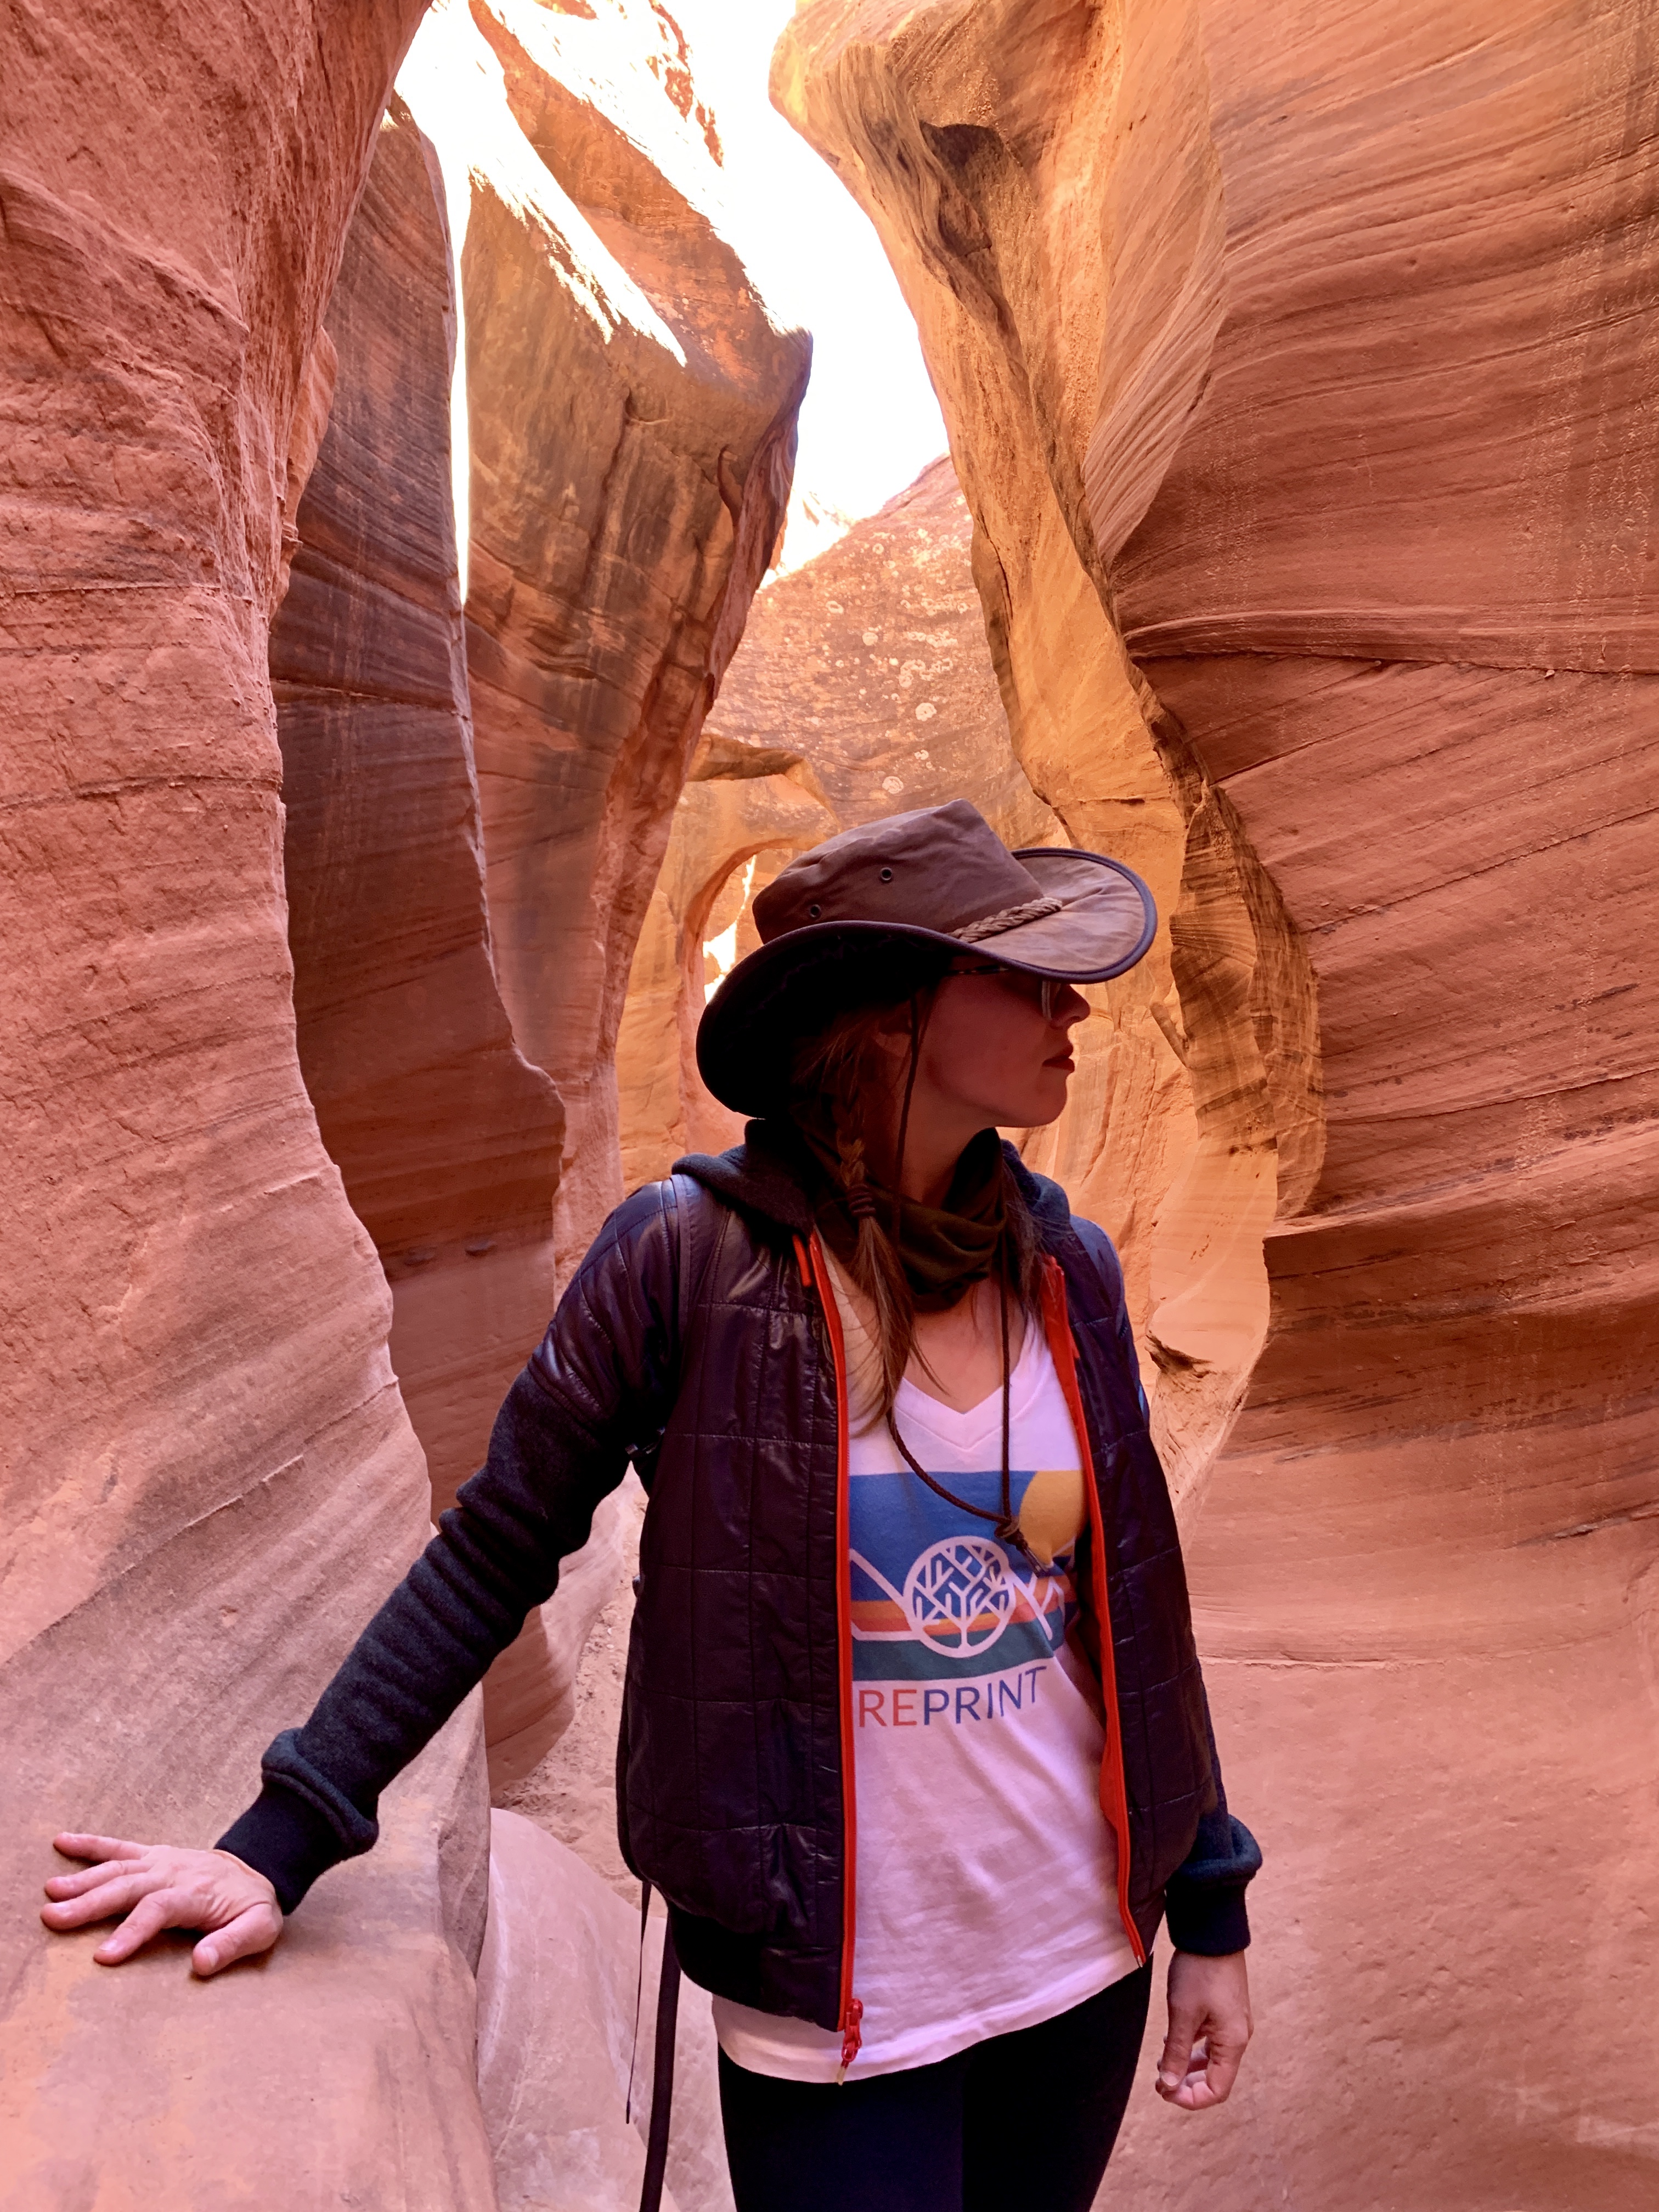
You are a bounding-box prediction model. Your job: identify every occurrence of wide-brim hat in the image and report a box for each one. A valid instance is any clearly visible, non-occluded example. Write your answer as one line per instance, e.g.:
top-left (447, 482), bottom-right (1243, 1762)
top-left (697, 798), bottom-right (1156, 1117)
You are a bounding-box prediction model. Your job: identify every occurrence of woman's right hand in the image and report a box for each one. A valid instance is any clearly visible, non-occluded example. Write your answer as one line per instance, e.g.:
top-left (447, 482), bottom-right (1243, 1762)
top-left (41, 1833), bottom-right (284, 1976)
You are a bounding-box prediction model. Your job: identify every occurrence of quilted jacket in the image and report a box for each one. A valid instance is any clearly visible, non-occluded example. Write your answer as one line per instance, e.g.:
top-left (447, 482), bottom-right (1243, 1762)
top-left (220, 1132), bottom-right (1260, 2038)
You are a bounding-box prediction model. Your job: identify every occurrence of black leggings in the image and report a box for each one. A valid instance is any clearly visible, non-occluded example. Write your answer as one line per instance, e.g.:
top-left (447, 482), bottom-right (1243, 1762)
top-left (718, 1964), bottom-right (1153, 2212)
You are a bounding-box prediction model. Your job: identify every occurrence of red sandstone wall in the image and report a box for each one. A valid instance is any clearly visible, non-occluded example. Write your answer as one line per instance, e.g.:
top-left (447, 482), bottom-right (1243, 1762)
top-left (0, 3), bottom-right (499, 2203)
top-left (428, 0), bottom-right (811, 1268)
top-left (777, 4), bottom-right (1659, 2204)
top-left (269, 92), bottom-right (588, 1789)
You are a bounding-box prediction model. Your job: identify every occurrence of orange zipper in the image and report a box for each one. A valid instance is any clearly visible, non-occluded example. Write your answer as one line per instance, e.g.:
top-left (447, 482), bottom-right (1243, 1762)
top-left (1040, 1257), bottom-right (1146, 1967)
top-left (795, 1232), bottom-right (864, 2074)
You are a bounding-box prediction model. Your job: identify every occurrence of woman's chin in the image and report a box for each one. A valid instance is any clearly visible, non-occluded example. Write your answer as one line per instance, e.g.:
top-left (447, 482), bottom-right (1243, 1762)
top-left (995, 1076), bottom-right (1071, 1130)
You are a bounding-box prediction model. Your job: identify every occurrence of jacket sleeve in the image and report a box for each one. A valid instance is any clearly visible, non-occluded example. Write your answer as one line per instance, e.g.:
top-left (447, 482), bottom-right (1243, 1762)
top-left (1071, 1211), bottom-right (1263, 1955)
top-left (1162, 1694), bottom-right (1263, 1953)
top-left (216, 1182), bottom-right (683, 1910)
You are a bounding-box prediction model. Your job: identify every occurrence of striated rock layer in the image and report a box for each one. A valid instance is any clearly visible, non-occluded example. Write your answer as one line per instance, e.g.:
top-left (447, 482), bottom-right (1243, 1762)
top-left (269, 89), bottom-right (602, 1794)
top-left (272, 95), bottom-right (563, 1296)
top-left (778, 4), bottom-right (1659, 2206)
top-left (0, 2), bottom-right (498, 2205)
top-left (399, 0), bottom-right (810, 1271)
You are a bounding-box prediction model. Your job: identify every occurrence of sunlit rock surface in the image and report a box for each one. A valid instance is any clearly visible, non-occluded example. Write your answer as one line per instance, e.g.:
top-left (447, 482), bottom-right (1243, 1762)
top-left (0, 2), bottom-right (499, 2204)
top-left (402, 0), bottom-right (809, 1274)
top-left (269, 93), bottom-right (582, 1789)
top-left (618, 454), bottom-right (1064, 1186)
top-left (778, 3), bottom-right (1659, 2205)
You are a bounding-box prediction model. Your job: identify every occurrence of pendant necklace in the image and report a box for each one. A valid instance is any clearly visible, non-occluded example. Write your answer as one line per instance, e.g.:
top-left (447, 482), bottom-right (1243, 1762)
top-left (886, 1278), bottom-right (1045, 1571)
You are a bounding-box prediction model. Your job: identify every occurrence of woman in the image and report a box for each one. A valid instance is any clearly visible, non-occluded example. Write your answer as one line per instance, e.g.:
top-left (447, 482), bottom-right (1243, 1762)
top-left (43, 801), bottom-right (1259, 2211)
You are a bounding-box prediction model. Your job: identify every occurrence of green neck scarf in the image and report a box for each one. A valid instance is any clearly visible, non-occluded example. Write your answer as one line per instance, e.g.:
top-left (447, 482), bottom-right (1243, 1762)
top-left (791, 1118), bottom-right (1008, 1312)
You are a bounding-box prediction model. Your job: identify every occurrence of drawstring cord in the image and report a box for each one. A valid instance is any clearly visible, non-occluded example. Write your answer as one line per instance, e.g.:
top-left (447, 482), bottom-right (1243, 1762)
top-left (624, 1880), bottom-right (650, 2126)
top-left (628, 1881), bottom-right (682, 2212)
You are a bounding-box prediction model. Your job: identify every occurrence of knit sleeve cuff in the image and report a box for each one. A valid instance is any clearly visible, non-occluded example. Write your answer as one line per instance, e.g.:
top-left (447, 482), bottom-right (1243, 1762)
top-left (215, 1782), bottom-right (353, 1915)
top-left (1162, 1811), bottom-right (1261, 1954)
top-left (1163, 1875), bottom-right (1252, 1956)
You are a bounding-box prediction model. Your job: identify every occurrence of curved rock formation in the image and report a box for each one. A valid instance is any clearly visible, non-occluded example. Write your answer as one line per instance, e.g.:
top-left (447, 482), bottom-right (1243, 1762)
top-left (618, 453), bottom-right (1066, 1187)
top-left (777, 4), bottom-right (1659, 2205)
top-left (273, 95), bottom-right (563, 1290)
top-left (399, 0), bottom-right (810, 1269)
top-left (618, 738), bottom-right (838, 1181)
top-left (0, 2), bottom-right (498, 2204)
top-left (480, 1808), bottom-right (733, 2212)
top-left (268, 89), bottom-right (598, 1791)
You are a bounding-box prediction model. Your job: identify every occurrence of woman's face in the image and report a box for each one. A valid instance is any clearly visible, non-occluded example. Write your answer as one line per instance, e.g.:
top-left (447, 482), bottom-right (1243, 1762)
top-left (883, 964), bottom-right (1091, 1136)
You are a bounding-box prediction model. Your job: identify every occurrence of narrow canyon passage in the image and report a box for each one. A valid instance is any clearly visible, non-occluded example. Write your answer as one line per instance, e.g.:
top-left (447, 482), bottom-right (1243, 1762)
top-left (3, 2), bottom-right (1656, 2208)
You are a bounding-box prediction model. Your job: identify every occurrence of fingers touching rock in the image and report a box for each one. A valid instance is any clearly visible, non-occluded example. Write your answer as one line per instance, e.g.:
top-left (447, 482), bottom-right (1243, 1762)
top-left (41, 1835), bottom-right (283, 1972)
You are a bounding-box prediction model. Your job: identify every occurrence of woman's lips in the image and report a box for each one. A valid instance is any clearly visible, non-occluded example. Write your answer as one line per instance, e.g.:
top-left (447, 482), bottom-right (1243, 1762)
top-left (1046, 1051), bottom-right (1075, 1072)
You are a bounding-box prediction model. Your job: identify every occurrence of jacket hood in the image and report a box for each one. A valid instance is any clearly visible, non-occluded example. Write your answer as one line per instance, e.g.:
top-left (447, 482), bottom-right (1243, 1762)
top-left (672, 1120), bottom-right (1074, 1248)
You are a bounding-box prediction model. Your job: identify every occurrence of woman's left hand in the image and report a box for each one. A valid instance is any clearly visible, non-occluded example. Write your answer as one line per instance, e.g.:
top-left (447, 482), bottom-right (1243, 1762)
top-left (1155, 1948), bottom-right (1252, 2110)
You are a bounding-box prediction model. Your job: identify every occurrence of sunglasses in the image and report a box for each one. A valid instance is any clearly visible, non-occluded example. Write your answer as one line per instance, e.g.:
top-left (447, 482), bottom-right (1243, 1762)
top-left (944, 963), bottom-right (1073, 1023)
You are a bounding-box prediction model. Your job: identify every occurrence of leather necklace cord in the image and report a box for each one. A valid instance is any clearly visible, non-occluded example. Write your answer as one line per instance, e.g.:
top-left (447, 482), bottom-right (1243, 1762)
top-left (885, 1271), bottom-right (1043, 1570)
top-left (884, 1005), bottom-right (1037, 1565)
top-left (891, 992), bottom-right (926, 1248)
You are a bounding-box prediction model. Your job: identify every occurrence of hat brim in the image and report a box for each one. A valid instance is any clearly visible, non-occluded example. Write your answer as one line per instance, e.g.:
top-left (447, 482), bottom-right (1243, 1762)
top-left (696, 847), bottom-right (1156, 1118)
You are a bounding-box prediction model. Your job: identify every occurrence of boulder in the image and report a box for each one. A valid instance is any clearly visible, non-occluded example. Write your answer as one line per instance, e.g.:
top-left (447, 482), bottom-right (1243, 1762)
top-left (703, 455), bottom-right (1060, 851)
top-left (776, 3), bottom-right (1659, 2204)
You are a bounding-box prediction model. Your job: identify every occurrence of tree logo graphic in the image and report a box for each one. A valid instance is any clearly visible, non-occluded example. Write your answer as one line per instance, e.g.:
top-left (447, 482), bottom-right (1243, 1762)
top-left (902, 1537), bottom-right (1017, 1657)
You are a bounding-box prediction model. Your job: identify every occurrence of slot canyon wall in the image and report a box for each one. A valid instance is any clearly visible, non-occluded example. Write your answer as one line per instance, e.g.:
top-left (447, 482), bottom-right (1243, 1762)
top-left (426, 0), bottom-right (810, 1274)
top-left (777, 3), bottom-right (1659, 2208)
top-left (274, 0), bottom-right (808, 1792)
top-left (2, 0), bottom-right (794, 2205)
top-left (268, 88), bottom-right (579, 1788)
top-left (617, 453), bottom-right (1063, 1187)
top-left (0, 2), bottom-right (498, 2204)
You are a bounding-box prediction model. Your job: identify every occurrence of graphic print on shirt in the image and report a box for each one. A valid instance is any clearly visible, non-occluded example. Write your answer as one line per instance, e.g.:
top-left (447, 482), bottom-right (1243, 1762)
top-left (850, 1462), bottom-right (1088, 1689)
top-left (710, 1309), bottom-right (1140, 2086)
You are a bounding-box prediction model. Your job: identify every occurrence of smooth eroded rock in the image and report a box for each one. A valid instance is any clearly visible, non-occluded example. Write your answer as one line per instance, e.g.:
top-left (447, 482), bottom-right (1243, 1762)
top-left (479, 1807), bottom-right (733, 2212)
top-left (400, 0), bottom-right (809, 1269)
top-left (776, 3), bottom-right (1659, 2203)
top-left (269, 91), bottom-right (588, 1787)
top-left (0, 3), bottom-right (495, 2198)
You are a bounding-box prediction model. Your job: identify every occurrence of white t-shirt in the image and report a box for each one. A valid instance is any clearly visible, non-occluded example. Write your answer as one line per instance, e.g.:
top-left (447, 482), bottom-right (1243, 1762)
top-left (712, 1266), bottom-right (1141, 2081)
